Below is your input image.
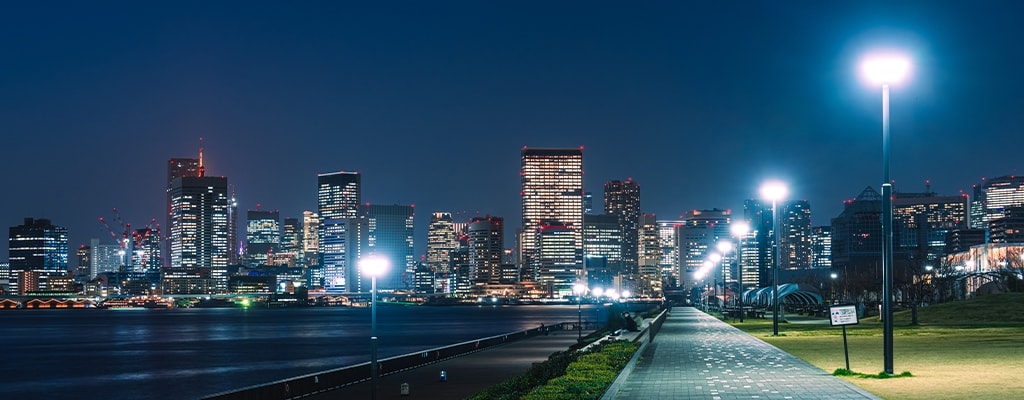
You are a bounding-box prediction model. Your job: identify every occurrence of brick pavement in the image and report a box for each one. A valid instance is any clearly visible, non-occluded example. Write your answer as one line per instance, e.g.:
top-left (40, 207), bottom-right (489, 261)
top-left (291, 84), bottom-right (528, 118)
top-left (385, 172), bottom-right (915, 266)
top-left (603, 307), bottom-right (881, 400)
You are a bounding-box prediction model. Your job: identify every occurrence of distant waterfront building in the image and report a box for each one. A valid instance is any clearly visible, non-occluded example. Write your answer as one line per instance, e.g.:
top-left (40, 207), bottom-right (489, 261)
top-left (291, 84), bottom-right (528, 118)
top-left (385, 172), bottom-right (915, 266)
top-left (246, 209), bottom-right (281, 266)
top-left (281, 217), bottom-right (302, 255)
top-left (131, 227), bottom-right (162, 277)
top-left (970, 175), bottom-right (1024, 229)
top-left (743, 199), bottom-right (776, 288)
top-left (656, 219), bottom-right (684, 288)
top-left (468, 216), bottom-right (505, 285)
top-left (780, 200), bottom-right (813, 270)
top-left (320, 217), bottom-right (367, 292)
top-left (520, 147), bottom-right (584, 283)
top-left (830, 187), bottom-right (882, 281)
top-left (893, 191), bottom-right (969, 264)
top-left (8, 218), bottom-right (69, 294)
top-left (534, 221), bottom-right (582, 297)
top-left (427, 212), bottom-right (459, 275)
top-left (990, 206), bottom-right (1024, 243)
top-left (75, 245), bottom-right (91, 282)
top-left (89, 238), bottom-right (122, 276)
top-left (679, 209), bottom-right (731, 287)
top-left (166, 158), bottom-right (199, 266)
top-left (367, 204), bottom-right (415, 291)
top-left (582, 214), bottom-right (623, 268)
top-left (317, 171), bottom-right (361, 289)
top-left (227, 193), bottom-right (239, 265)
top-left (810, 226), bottom-right (832, 269)
top-left (168, 175), bottom-right (229, 293)
top-left (604, 178), bottom-right (641, 279)
top-left (638, 214), bottom-right (662, 297)
top-left (302, 211), bottom-right (319, 269)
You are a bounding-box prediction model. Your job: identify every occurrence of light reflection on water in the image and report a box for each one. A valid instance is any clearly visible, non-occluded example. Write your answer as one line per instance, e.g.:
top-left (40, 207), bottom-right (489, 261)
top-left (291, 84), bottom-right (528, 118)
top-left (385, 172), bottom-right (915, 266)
top-left (1, 304), bottom-right (591, 400)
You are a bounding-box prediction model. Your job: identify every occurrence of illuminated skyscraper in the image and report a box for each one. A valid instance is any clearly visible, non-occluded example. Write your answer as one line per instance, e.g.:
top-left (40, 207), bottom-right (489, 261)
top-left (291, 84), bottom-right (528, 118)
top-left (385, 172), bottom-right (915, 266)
top-left (131, 227), bottom-right (162, 277)
top-left (321, 217), bottom-right (367, 291)
top-left (656, 219), bottom-right (684, 288)
top-left (317, 171), bottom-right (361, 289)
top-left (427, 212), bottom-right (459, 274)
top-left (246, 209), bottom-right (281, 266)
top-left (743, 199), bottom-right (775, 288)
top-left (166, 158), bottom-right (199, 266)
top-left (8, 218), bottom-right (69, 294)
top-left (302, 211), bottom-right (319, 266)
top-left (520, 147), bottom-right (584, 282)
top-left (638, 214), bottom-right (662, 296)
top-left (679, 209), bottom-right (731, 286)
top-left (282, 217), bottom-right (301, 254)
top-left (810, 226), bottom-right (832, 269)
top-left (534, 221), bottom-right (581, 296)
top-left (468, 216), bottom-right (504, 284)
top-left (894, 191), bottom-right (968, 264)
top-left (780, 200), bottom-right (812, 270)
top-left (970, 175), bottom-right (1024, 229)
top-left (168, 175), bottom-right (229, 293)
top-left (367, 204), bottom-right (415, 291)
top-left (604, 178), bottom-right (641, 277)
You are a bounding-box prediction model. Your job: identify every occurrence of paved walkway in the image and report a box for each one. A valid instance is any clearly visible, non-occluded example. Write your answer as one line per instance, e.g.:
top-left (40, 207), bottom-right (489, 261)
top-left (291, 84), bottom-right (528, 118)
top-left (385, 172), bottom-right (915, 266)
top-left (604, 308), bottom-right (881, 400)
top-left (306, 328), bottom-right (590, 399)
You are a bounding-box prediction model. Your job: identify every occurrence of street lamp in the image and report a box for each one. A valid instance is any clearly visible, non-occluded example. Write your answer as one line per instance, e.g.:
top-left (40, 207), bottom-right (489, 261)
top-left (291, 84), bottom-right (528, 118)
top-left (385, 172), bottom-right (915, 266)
top-left (760, 180), bottom-right (788, 336)
top-left (830, 272), bottom-right (838, 304)
top-left (862, 53), bottom-right (910, 375)
top-left (716, 241), bottom-right (733, 309)
top-left (731, 222), bottom-right (750, 321)
top-left (573, 283), bottom-right (585, 342)
top-left (593, 287), bottom-right (604, 327)
top-left (360, 255), bottom-right (389, 400)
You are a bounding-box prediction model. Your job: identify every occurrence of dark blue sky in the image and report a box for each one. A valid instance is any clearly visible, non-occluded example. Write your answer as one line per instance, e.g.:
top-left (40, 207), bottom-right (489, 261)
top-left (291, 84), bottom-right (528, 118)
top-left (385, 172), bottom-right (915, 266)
top-left (3, 1), bottom-right (1023, 260)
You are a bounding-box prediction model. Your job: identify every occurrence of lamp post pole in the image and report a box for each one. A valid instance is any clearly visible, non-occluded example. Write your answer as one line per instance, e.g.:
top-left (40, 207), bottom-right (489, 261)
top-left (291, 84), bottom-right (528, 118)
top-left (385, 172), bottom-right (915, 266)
top-left (863, 54), bottom-right (908, 376)
top-left (761, 182), bottom-right (787, 337)
top-left (360, 255), bottom-right (388, 400)
top-left (732, 222), bottom-right (749, 322)
top-left (573, 283), bottom-right (585, 342)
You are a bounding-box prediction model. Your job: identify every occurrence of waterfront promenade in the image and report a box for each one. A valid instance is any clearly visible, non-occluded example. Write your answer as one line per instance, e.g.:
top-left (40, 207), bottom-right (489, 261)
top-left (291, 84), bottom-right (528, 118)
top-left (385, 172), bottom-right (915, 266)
top-left (603, 307), bottom-right (881, 400)
top-left (305, 328), bottom-right (590, 399)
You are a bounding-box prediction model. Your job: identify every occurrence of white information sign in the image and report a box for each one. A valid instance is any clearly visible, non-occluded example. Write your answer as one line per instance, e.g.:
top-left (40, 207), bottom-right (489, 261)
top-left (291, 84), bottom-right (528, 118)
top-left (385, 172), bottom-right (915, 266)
top-left (829, 304), bottom-right (859, 326)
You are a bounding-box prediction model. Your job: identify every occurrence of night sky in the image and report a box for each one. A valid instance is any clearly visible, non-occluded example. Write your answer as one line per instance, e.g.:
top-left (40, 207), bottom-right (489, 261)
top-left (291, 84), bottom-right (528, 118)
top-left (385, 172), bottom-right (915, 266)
top-left (3, 1), bottom-right (1023, 261)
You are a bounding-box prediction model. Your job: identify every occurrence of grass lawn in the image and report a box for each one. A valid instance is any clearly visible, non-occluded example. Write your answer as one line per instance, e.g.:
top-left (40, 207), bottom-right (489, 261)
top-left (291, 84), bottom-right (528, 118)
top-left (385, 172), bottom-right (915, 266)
top-left (730, 293), bottom-right (1024, 400)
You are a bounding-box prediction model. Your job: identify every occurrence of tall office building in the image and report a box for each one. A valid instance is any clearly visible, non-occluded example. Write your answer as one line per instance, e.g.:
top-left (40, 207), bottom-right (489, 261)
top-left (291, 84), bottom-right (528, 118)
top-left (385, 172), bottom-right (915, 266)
top-left (521, 147), bottom-right (584, 283)
top-left (638, 214), bottom-right (662, 297)
top-left (321, 217), bottom-right (367, 292)
top-left (227, 193), bottom-right (239, 265)
top-left (604, 178), bottom-right (641, 277)
top-left (427, 212), bottom-right (459, 275)
top-left (990, 206), bottom-right (1024, 243)
top-left (893, 191), bottom-right (969, 264)
top-left (780, 200), bottom-right (813, 270)
top-left (166, 158), bottom-right (199, 266)
top-left (302, 211), bottom-right (319, 268)
top-left (8, 218), bottom-right (69, 294)
top-left (168, 175), bottom-right (229, 293)
top-left (830, 187), bottom-right (883, 277)
top-left (742, 199), bottom-right (775, 288)
top-left (282, 217), bottom-right (302, 255)
top-left (468, 216), bottom-right (504, 284)
top-left (317, 171), bottom-right (361, 289)
top-left (582, 214), bottom-right (623, 267)
top-left (534, 221), bottom-right (582, 296)
top-left (678, 209), bottom-right (731, 287)
top-left (367, 204), bottom-right (415, 291)
top-left (75, 245), bottom-right (91, 282)
top-left (810, 226), bottom-right (832, 269)
top-left (131, 227), bottom-right (162, 276)
top-left (656, 219), bottom-right (684, 288)
top-left (970, 175), bottom-right (1024, 229)
top-left (246, 209), bottom-right (281, 266)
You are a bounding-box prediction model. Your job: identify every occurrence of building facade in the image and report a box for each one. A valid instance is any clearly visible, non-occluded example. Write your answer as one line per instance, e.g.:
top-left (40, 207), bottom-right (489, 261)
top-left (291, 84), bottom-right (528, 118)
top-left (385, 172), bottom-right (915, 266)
top-left (520, 147), bottom-right (584, 283)
top-left (168, 176), bottom-right (230, 293)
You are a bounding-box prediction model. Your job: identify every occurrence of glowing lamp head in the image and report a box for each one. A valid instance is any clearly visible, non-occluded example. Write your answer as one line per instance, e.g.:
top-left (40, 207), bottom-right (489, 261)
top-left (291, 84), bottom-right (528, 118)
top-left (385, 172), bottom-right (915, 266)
top-left (717, 241), bottom-right (733, 253)
top-left (592, 287), bottom-right (604, 297)
top-left (708, 253), bottom-right (722, 263)
top-left (359, 255), bottom-right (389, 278)
top-left (622, 290), bottom-right (631, 298)
top-left (731, 221), bottom-right (750, 237)
top-left (861, 56), bottom-right (911, 85)
top-left (573, 283), bottom-right (585, 295)
top-left (760, 181), bottom-right (788, 202)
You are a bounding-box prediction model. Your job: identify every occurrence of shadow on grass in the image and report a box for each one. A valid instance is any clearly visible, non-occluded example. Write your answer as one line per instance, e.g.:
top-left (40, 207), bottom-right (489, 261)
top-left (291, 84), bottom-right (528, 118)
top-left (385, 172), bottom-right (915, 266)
top-left (834, 368), bottom-right (913, 379)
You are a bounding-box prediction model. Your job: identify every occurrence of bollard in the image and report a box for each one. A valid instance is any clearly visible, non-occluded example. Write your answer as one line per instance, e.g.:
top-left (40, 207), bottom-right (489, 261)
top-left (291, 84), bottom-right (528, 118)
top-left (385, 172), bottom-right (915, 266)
top-left (400, 381), bottom-right (410, 396)
top-left (439, 370), bottom-right (447, 382)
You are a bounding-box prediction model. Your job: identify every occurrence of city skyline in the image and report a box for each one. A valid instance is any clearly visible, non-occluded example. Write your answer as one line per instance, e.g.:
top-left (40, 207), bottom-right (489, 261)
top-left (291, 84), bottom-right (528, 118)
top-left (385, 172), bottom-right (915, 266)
top-left (4, 1), bottom-right (1024, 261)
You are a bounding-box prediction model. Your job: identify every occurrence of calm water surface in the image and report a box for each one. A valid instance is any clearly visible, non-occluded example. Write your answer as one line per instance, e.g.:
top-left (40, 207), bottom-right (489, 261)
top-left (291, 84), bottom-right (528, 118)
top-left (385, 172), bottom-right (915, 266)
top-left (2, 304), bottom-right (594, 400)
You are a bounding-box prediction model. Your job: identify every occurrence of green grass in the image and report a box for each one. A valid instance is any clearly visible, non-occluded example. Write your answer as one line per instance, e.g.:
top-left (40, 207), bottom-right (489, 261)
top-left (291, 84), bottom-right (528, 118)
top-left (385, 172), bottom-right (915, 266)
top-left (731, 293), bottom-right (1024, 400)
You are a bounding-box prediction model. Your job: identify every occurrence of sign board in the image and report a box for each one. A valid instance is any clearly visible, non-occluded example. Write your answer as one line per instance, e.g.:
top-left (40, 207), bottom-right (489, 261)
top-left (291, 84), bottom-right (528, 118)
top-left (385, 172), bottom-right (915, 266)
top-left (829, 304), bottom-right (859, 326)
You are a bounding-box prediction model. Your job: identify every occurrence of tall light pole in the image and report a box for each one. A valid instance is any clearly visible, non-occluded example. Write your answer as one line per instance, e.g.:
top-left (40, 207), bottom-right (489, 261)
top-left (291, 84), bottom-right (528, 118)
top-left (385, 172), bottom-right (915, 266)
top-left (760, 181), bottom-right (787, 336)
top-left (708, 252), bottom-right (723, 309)
top-left (593, 287), bottom-right (604, 327)
top-left (716, 241), bottom-right (734, 309)
top-left (573, 283), bottom-right (585, 342)
top-left (360, 255), bottom-right (389, 400)
top-left (862, 54), bottom-right (910, 375)
top-left (731, 222), bottom-right (750, 322)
